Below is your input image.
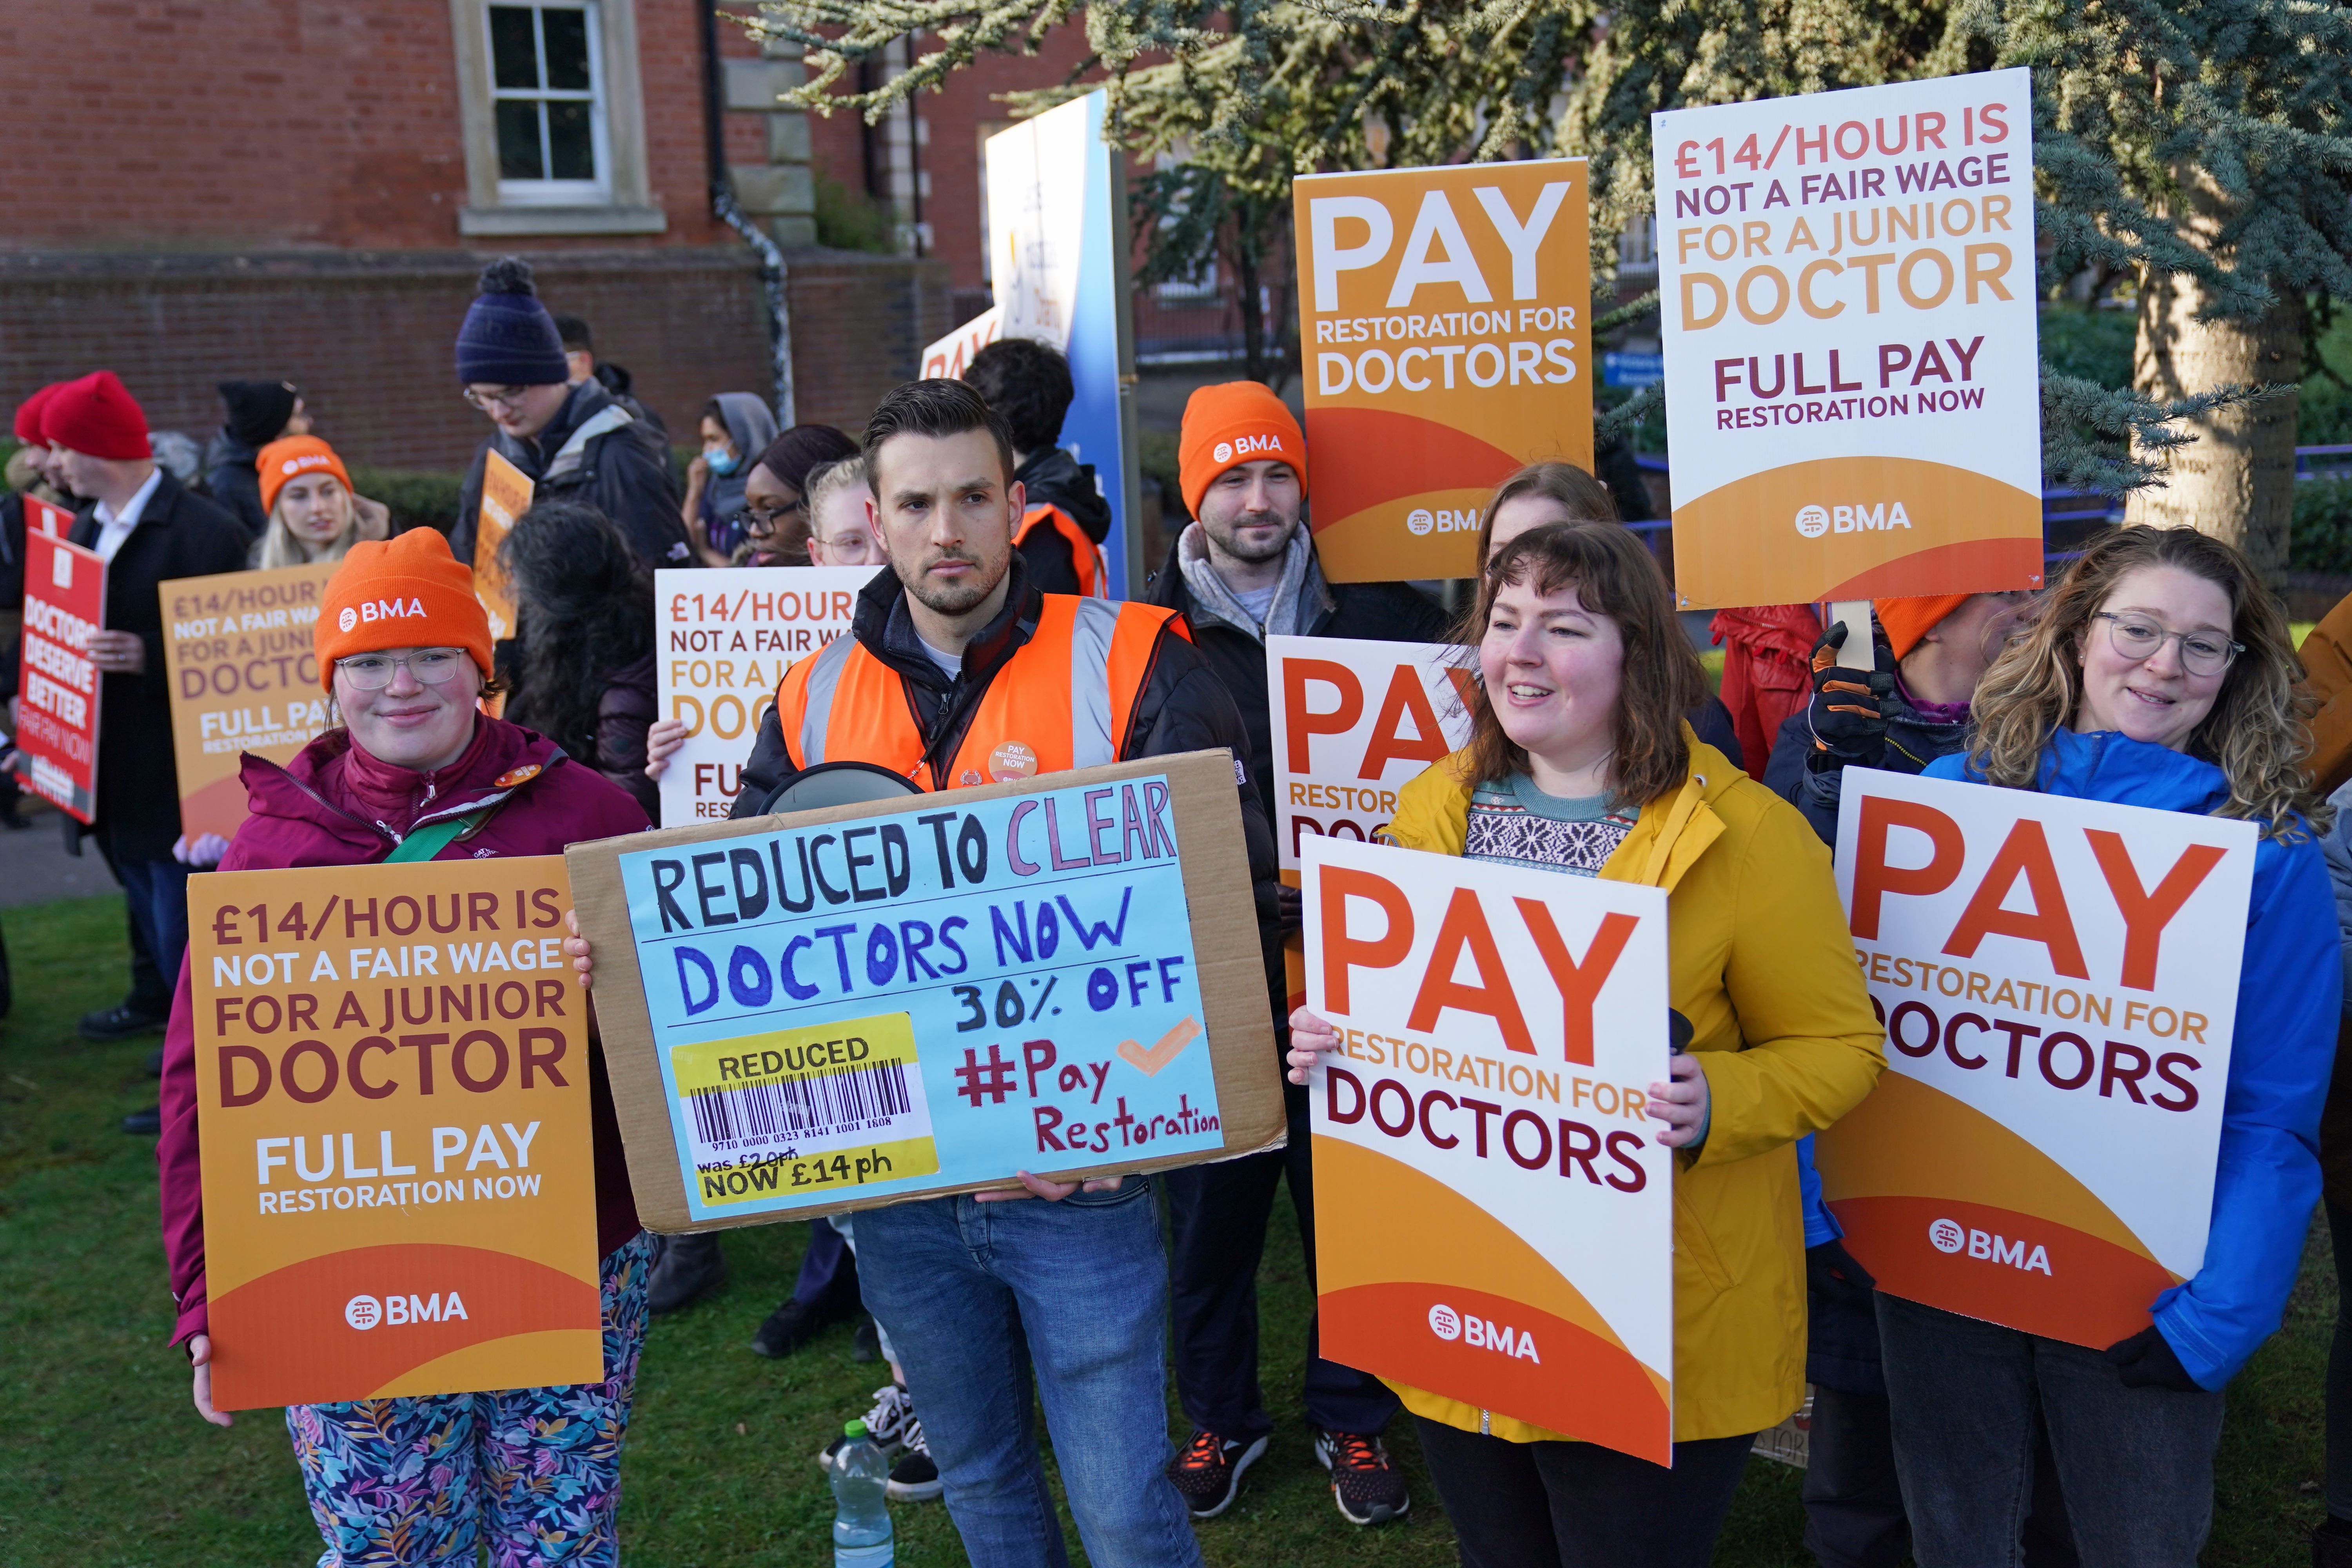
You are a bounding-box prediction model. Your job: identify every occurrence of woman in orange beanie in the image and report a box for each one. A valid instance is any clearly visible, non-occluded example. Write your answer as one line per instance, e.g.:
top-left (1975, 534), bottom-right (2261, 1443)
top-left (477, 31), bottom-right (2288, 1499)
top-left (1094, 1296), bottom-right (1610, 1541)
top-left (155, 526), bottom-right (656, 1566)
top-left (249, 435), bottom-right (390, 570)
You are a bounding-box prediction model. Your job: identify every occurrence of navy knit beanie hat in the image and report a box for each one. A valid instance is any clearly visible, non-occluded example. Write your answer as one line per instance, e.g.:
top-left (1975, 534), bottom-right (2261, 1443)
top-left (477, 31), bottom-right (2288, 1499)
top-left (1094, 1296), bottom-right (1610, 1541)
top-left (454, 257), bottom-right (570, 387)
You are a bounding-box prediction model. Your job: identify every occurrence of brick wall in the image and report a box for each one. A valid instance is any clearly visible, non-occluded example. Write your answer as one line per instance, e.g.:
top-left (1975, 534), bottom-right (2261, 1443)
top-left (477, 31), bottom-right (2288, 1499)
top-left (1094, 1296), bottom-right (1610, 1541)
top-left (0, 247), bottom-right (953, 471)
top-left (0, 0), bottom-right (741, 251)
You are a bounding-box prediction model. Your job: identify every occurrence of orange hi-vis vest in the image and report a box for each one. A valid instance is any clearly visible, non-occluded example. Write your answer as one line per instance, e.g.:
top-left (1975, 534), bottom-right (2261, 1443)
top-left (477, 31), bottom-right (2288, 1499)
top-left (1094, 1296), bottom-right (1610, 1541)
top-left (1014, 503), bottom-right (1109, 599)
top-left (773, 593), bottom-right (1188, 791)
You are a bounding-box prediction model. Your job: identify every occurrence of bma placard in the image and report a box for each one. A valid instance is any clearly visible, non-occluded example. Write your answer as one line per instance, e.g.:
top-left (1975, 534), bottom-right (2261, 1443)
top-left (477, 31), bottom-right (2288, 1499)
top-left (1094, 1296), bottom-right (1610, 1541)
top-left (20, 531), bottom-right (105, 822)
top-left (162, 563), bottom-right (337, 840)
top-left (654, 566), bottom-right (869, 825)
top-left (191, 856), bottom-right (603, 1410)
top-left (1820, 768), bottom-right (2252, 1348)
top-left (1293, 159), bottom-right (1591, 582)
top-left (1303, 835), bottom-right (1673, 1461)
top-left (1653, 69), bottom-right (2043, 608)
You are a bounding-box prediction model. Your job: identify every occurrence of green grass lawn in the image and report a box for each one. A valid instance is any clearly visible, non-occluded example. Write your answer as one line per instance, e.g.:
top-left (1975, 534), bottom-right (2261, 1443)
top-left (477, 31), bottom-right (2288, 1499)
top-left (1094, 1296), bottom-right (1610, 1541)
top-left (0, 892), bottom-right (2334, 1565)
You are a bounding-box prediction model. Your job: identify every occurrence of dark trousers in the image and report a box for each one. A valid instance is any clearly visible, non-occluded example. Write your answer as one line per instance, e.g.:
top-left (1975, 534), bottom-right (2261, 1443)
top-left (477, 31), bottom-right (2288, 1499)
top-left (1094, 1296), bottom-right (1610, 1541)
top-left (1162, 1078), bottom-right (1399, 1440)
top-left (1415, 1416), bottom-right (1754, 1568)
top-left (1878, 1292), bottom-right (2224, 1566)
top-left (791, 1215), bottom-right (857, 1310)
top-left (2329, 1201), bottom-right (2352, 1521)
top-left (99, 842), bottom-right (187, 1012)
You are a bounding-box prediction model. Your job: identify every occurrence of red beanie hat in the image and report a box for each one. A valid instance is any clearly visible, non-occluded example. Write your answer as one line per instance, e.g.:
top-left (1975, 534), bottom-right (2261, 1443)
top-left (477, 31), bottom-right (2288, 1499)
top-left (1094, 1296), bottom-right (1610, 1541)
top-left (1876, 594), bottom-right (1974, 661)
top-left (42, 371), bottom-right (150, 462)
top-left (1178, 381), bottom-right (1308, 517)
top-left (13, 384), bottom-right (61, 445)
top-left (317, 528), bottom-right (494, 691)
top-left (258, 436), bottom-right (353, 516)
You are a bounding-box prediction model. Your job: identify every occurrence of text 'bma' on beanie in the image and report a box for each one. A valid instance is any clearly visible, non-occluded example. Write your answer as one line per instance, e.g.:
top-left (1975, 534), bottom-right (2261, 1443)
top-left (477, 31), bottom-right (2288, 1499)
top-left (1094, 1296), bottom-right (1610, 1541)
top-left (43, 371), bottom-right (151, 462)
top-left (317, 528), bottom-right (495, 691)
top-left (454, 257), bottom-right (570, 388)
top-left (1178, 381), bottom-right (1308, 518)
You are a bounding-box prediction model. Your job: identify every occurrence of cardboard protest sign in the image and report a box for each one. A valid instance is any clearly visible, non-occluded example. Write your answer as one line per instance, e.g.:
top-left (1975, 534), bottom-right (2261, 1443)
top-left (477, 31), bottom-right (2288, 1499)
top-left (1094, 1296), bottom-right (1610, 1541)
top-left (654, 567), bottom-right (869, 826)
top-left (921, 305), bottom-right (1004, 380)
top-left (1653, 69), bottom-right (2043, 609)
top-left (1819, 769), bottom-right (2254, 1348)
top-left (191, 856), bottom-right (602, 1410)
top-left (473, 449), bottom-right (530, 644)
top-left (19, 531), bottom-right (104, 822)
top-left (568, 751), bottom-right (1284, 1229)
top-left (162, 563), bottom-right (338, 840)
top-left (1302, 836), bottom-right (1673, 1461)
top-left (1292, 159), bottom-right (1591, 583)
top-left (25, 494), bottom-right (73, 539)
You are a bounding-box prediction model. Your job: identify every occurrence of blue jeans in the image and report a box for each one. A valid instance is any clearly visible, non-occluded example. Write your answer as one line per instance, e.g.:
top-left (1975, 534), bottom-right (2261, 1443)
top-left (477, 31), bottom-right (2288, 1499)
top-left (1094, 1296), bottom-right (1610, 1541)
top-left (105, 850), bottom-right (191, 1011)
top-left (852, 1179), bottom-right (1203, 1568)
top-left (1877, 1292), bottom-right (2224, 1567)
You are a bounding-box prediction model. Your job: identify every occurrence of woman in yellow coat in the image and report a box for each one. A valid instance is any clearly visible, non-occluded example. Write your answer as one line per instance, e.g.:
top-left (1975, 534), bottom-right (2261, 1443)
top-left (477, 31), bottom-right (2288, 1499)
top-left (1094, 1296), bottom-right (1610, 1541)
top-left (1288, 520), bottom-right (1885, 1568)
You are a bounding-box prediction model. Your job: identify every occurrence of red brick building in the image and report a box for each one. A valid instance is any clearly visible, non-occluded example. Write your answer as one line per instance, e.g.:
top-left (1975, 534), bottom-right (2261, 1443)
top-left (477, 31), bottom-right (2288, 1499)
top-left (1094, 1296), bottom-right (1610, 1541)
top-left (0, 0), bottom-right (1064, 472)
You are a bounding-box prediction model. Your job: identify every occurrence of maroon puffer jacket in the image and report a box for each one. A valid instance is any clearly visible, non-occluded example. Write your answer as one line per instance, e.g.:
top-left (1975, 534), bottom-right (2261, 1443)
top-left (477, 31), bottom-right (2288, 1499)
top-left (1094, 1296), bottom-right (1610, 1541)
top-left (156, 716), bottom-right (650, 1348)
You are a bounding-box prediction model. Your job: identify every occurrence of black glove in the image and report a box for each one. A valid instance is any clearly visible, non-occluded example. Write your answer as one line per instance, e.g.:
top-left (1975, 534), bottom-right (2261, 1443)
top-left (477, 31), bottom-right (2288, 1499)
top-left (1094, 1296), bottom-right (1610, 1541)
top-left (1806, 1238), bottom-right (1877, 1305)
top-left (2103, 1324), bottom-right (2202, 1393)
top-left (1276, 882), bottom-right (1303, 939)
top-left (1804, 621), bottom-right (1900, 771)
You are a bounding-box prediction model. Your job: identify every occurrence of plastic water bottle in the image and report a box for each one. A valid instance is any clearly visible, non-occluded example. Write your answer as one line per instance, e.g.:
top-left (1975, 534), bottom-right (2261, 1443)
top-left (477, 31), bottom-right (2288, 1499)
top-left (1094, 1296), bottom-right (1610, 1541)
top-left (830, 1419), bottom-right (894, 1566)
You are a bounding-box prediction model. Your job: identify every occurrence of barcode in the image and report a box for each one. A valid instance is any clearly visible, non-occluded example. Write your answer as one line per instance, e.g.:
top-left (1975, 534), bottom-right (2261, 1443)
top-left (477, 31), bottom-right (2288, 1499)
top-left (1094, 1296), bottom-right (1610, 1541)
top-left (686, 1061), bottom-right (914, 1147)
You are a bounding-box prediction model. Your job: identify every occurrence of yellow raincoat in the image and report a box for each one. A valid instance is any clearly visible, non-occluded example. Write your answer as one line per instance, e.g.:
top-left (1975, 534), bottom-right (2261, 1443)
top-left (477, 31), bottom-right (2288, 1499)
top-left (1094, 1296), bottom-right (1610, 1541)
top-left (1381, 733), bottom-right (1885, 1442)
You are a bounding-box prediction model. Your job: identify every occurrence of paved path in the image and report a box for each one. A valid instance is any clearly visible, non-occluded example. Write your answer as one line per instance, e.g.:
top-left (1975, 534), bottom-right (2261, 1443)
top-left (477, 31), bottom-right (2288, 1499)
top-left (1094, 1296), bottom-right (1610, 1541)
top-left (0, 804), bottom-right (127, 909)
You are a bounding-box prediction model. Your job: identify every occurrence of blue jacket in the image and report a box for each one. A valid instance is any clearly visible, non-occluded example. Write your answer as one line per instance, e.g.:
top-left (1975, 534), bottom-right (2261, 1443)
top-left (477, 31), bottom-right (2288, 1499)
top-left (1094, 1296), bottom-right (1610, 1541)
top-left (1922, 728), bottom-right (2338, 1389)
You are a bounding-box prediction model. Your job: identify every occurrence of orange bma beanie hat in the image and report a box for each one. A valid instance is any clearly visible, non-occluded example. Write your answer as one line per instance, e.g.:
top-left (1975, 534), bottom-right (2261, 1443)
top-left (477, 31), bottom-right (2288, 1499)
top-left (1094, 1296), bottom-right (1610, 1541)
top-left (257, 436), bottom-right (352, 516)
top-left (1178, 381), bottom-right (1308, 517)
top-left (1876, 594), bottom-right (1974, 662)
top-left (317, 528), bottom-right (493, 691)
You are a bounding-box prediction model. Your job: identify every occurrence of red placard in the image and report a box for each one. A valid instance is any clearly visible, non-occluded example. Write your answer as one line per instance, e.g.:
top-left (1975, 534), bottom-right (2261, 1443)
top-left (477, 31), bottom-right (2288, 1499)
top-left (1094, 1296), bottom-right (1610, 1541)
top-left (24, 495), bottom-right (73, 539)
top-left (20, 531), bottom-right (105, 822)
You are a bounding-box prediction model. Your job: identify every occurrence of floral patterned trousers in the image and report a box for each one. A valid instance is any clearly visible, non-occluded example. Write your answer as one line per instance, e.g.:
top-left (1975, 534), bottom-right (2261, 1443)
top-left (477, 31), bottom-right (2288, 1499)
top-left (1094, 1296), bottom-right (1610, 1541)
top-left (284, 1231), bottom-right (655, 1566)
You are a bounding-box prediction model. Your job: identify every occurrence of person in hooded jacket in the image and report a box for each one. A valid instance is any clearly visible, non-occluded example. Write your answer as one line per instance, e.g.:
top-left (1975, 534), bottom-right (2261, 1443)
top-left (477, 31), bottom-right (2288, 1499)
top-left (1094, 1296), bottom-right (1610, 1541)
top-left (447, 258), bottom-right (690, 574)
top-left (1879, 524), bottom-right (2337, 1565)
top-left (204, 380), bottom-right (307, 538)
top-left (156, 527), bottom-right (652, 1566)
top-left (499, 499), bottom-right (659, 820)
top-left (1287, 519), bottom-right (1886, 1568)
top-left (681, 392), bottom-right (779, 566)
top-left (963, 338), bottom-right (1114, 597)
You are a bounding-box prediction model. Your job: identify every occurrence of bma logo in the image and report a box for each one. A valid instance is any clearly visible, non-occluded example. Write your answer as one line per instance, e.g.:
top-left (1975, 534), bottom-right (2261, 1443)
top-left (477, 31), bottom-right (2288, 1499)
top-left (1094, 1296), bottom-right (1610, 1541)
top-left (344, 1290), bottom-right (472, 1330)
top-left (1405, 508), bottom-right (1478, 537)
top-left (356, 596), bottom-right (427, 625)
top-left (1426, 1300), bottom-right (1542, 1362)
top-left (1927, 1217), bottom-right (2053, 1275)
top-left (1796, 501), bottom-right (1915, 538)
top-left (1213, 441), bottom-right (1233, 464)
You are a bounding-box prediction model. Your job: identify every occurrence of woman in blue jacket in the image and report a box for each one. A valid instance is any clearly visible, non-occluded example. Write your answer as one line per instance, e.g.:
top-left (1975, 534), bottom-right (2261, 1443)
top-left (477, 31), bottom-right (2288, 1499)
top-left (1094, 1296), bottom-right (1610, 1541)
top-left (1878, 525), bottom-right (2338, 1564)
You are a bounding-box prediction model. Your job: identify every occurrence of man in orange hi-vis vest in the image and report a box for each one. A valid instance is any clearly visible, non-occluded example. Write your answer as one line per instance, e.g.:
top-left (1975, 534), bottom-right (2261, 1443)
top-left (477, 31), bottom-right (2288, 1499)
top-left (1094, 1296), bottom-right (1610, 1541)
top-left (739, 377), bottom-right (1283, 1566)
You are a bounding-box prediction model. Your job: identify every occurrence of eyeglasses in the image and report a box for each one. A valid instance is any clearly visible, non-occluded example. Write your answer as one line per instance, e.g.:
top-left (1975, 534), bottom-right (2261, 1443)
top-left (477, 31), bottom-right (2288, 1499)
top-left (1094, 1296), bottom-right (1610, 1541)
top-left (463, 386), bottom-right (534, 412)
top-left (336, 648), bottom-right (474, 690)
top-left (2095, 612), bottom-right (2242, 677)
top-left (740, 498), bottom-right (807, 537)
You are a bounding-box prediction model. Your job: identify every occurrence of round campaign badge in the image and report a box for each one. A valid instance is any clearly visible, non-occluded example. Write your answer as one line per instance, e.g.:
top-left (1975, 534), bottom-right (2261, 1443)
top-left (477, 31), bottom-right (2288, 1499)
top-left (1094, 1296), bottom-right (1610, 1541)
top-left (988, 742), bottom-right (1038, 782)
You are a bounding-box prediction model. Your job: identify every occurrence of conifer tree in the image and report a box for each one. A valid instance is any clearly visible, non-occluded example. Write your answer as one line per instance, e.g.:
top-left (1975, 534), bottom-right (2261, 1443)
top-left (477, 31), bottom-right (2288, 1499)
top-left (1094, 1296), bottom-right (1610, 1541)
top-left (751, 0), bottom-right (2352, 567)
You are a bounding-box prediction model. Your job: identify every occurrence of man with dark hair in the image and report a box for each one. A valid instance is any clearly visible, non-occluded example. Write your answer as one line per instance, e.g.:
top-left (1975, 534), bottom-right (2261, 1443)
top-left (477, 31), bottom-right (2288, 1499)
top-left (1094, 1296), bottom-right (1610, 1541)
top-left (204, 381), bottom-right (308, 537)
top-left (719, 376), bottom-right (1281, 1566)
top-left (447, 260), bottom-right (687, 572)
top-left (962, 337), bottom-right (1113, 597)
top-left (1145, 379), bottom-right (1446, 1527)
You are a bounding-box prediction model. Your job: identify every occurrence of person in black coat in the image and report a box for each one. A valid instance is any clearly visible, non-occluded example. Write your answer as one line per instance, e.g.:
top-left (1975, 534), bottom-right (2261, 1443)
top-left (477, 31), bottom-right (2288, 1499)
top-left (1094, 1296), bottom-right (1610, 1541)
top-left (446, 259), bottom-right (689, 574)
top-left (35, 374), bottom-right (250, 1046)
top-left (203, 380), bottom-right (307, 538)
top-left (963, 338), bottom-right (1114, 597)
top-left (1143, 380), bottom-right (1444, 1526)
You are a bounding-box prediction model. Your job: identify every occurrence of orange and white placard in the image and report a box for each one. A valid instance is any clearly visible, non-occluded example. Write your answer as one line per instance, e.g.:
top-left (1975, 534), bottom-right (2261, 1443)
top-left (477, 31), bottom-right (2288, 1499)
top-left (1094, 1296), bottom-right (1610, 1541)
top-left (473, 449), bottom-right (531, 644)
top-left (1654, 68), bottom-right (2043, 608)
top-left (1820, 768), bottom-right (2253, 1348)
top-left (1269, 636), bottom-right (1476, 870)
top-left (162, 562), bottom-right (338, 841)
top-left (192, 856), bottom-right (602, 1409)
top-left (653, 566), bottom-right (868, 826)
top-left (1293, 160), bottom-right (1592, 583)
top-left (1303, 835), bottom-right (1673, 1462)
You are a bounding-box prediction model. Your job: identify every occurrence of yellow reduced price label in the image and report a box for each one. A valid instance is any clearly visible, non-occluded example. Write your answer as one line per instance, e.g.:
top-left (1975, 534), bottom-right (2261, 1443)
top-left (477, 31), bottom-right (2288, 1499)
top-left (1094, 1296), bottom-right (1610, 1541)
top-left (669, 1012), bottom-right (940, 1204)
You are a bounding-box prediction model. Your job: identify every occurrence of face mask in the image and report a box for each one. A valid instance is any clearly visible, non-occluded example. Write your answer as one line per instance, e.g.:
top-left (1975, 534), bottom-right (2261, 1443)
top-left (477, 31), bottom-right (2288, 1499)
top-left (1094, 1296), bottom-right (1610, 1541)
top-left (703, 446), bottom-right (740, 477)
